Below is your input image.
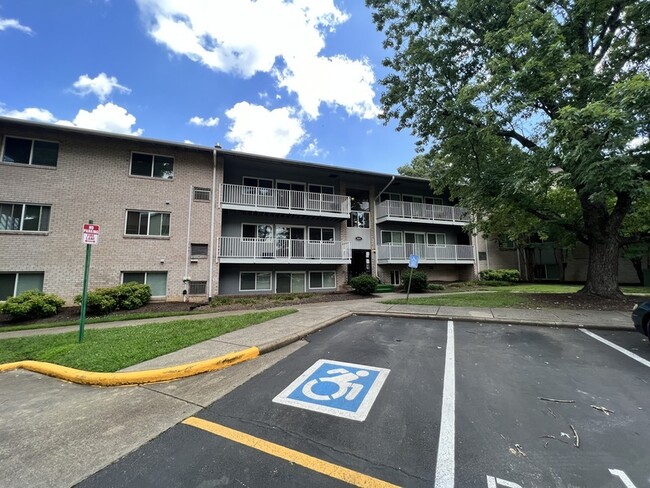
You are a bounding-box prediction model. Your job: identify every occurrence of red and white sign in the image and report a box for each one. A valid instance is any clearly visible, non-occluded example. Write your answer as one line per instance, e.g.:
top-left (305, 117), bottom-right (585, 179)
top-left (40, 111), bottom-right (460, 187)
top-left (82, 223), bottom-right (100, 245)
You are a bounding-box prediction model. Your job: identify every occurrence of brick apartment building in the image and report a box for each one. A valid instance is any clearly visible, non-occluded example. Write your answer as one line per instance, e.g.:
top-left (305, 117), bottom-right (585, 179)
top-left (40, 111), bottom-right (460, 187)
top-left (0, 117), bottom-right (641, 303)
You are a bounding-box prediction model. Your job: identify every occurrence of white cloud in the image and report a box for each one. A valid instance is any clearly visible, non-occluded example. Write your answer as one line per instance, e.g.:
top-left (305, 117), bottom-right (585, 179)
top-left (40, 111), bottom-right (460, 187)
top-left (72, 73), bottom-right (131, 102)
top-left (136, 0), bottom-right (379, 120)
top-left (0, 107), bottom-right (57, 123)
top-left (302, 139), bottom-right (327, 158)
top-left (225, 101), bottom-right (305, 157)
top-left (71, 103), bottom-right (143, 135)
top-left (184, 139), bottom-right (194, 144)
top-left (627, 135), bottom-right (649, 150)
top-left (2, 103), bottom-right (143, 135)
top-left (277, 54), bottom-right (379, 119)
top-left (0, 18), bottom-right (33, 35)
top-left (189, 115), bottom-right (219, 127)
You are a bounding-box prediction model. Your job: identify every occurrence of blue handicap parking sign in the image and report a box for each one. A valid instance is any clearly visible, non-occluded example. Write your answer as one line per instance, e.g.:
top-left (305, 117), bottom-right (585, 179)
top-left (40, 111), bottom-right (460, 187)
top-left (409, 254), bottom-right (419, 268)
top-left (272, 359), bottom-right (390, 421)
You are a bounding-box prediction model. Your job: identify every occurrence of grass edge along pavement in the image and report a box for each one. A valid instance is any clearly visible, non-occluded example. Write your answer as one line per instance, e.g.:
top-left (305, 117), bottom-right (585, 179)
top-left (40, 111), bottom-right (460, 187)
top-left (0, 309), bottom-right (296, 386)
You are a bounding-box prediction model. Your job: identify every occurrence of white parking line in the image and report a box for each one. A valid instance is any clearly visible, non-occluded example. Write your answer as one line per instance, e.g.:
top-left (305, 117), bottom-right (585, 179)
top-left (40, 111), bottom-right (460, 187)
top-left (580, 329), bottom-right (650, 368)
top-left (435, 320), bottom-right (455, 488)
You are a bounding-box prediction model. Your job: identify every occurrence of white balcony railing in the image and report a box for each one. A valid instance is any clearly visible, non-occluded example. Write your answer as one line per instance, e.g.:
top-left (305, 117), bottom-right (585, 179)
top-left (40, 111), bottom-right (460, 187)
top-left (219, 237), bottom-right (351, 263)
top-left (377, 244), bottom-right (475, 263)
top-left (376, 200), bottom-right (470, 224)
top-left (220, 183), bottom-right (351, 217)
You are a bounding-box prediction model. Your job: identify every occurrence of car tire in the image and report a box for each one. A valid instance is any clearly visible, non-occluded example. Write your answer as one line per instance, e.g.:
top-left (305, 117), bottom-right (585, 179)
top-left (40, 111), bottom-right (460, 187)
top-left (644, 315), bottom-right (650, 341)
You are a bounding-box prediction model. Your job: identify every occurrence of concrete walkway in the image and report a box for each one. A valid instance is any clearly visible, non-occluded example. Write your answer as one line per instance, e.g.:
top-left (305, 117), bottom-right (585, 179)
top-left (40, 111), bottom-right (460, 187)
top-left (0, 293), bottom-right (637, 488)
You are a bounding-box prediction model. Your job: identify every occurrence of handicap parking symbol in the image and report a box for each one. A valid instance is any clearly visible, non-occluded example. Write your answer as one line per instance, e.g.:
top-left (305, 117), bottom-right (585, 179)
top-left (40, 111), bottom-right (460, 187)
top-left (272, 359), bottom-right (390, 421)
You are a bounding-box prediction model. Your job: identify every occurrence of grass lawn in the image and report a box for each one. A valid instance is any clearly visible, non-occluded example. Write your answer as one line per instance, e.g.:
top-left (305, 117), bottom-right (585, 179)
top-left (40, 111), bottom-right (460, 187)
top-left (383, 291), bottom-right (529, 308)
top-left (0, 309), bottom-right (295, 372)
top-left (0, 309), bottom-right (219, 334)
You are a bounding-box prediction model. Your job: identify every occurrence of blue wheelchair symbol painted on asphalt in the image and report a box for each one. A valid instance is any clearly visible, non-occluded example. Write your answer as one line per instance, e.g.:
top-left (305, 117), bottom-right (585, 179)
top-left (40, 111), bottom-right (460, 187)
top-left (272, 359), bottom-right (390, 421)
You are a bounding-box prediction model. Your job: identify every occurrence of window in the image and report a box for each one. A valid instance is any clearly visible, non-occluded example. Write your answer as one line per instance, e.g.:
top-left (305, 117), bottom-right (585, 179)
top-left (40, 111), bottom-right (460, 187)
top-left (499, 238), bottom-right (516, 250)
top-left (380, 193), bottom-right (401, 202)
top-left (402, 195), bottom-right (424, 203)
top-left (425, 197), bottom-right (444, 205)
top-left (243, 177), bottom-right (273, 188)
top-left (122, 271), bottom-right (168, 296)
top-left (240, 272), bottom-right (272, 291)
top-left (188, 281), bottom-right (207, 295)
top-left (190, 243), bottom-right (208, 258)
top-left (0, 203), bottom-right (50, 232)
top-left (242, 224), bottom-right (273, 240)
top-left (427, 233), bottom-right (446, 246)
top-left (125, 211), bottom-right (170, 236)
top-left (2, 137), bottom-right (59, 167)
top-left (308, 227), bottom-right (334, 242)
top-left (381, 231), bottom-right (403, 245)
top-left (0, 273), bottom-right (44, 300)
top-left (308, 184), bottom-right (334, 201)
top-left (478, 252), bottom-right (487, 261)
top-left (130, 152), bottom-right (174, 179)
top-left (405, 232), bottom-right (425, 244)
top-left (390, 270), bottom-right (401, 285)
top-left (347, 189), bottom-right (370, 228)
top-left (309, 271), bottom-right (336, 289)
top-left (193, 187), bottom-right (211, 201)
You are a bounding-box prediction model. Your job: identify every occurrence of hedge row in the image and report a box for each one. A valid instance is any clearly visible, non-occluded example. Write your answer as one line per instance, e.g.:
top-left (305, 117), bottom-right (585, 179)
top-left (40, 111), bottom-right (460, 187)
top-left (74, 282), bottom-right (152, 315)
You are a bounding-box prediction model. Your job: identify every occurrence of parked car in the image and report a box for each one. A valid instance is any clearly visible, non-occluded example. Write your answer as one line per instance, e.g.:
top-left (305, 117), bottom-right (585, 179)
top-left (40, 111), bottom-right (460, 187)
top-left (631, 300), bottom-right (650, 339)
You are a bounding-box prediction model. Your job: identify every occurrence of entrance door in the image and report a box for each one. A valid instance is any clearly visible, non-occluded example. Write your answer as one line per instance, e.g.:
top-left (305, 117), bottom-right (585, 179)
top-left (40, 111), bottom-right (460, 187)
top-left (349, 249), bottom-right (371, 278)
top-left (276, 225), bottom-right (305, 259)
top-left (276, 272), bottom-right (306, 293)
top-left (277, 181), bottom-right (306, 210)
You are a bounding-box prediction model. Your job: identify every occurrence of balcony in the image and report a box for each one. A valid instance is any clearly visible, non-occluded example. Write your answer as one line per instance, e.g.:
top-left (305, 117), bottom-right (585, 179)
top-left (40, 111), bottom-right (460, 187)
top-left (377, 244), bottom-right (475, 264)
top-left (220, 184), bottom-right (351, 218)
top-left (376, 200), bottom-right (470, 225)
top-left (218, 237), bottom-right (351, 264)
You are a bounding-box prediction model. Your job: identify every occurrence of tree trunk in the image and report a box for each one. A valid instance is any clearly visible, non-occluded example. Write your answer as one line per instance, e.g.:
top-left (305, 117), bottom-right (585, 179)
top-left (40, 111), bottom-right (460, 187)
top-left (629, 256), bottom-right (644, 284)
top-left (578, 196), bottom-right (629, 298)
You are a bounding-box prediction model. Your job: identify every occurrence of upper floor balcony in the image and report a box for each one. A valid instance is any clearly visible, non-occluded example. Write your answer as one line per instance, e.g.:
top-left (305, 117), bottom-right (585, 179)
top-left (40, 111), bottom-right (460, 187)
top-left (220, 183), bottom-right (351, 218)
top-left (376, 200), bottom-right (470, 226)
top-left (218, 237), bottom-right (351, 264)
top-left (377, 243), bottom-right (475, 264)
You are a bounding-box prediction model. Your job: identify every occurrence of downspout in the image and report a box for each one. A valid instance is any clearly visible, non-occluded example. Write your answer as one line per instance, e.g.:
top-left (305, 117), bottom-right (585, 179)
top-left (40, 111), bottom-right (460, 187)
top-left (183, 185), bottom-right (193, 302)
top-left (208, 147), bottom-right (218, 302)
top-left (375, 175), bottom-right (395, 203)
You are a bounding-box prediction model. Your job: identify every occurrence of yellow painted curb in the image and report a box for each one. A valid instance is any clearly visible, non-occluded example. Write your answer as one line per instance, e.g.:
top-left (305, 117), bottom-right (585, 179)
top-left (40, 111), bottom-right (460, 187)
top-left (0, 347), bottom-right (260, 386)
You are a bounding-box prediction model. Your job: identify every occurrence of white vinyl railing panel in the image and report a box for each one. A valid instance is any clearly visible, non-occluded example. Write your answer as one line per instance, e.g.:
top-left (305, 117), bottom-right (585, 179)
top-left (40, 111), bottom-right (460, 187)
top-left (221, 184), bottom-right (351, 216)
top-left (376, 201), bottom-right (470, 224)
top-left (377, 244), bottom-right (475, 263)
top-left (219, 237), bottom-right (351, 262)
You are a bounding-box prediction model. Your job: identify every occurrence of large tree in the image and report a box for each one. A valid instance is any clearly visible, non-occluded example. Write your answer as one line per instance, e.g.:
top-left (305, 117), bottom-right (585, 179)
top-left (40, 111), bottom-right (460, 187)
top-left (368, 0), bottom-right (650, 297)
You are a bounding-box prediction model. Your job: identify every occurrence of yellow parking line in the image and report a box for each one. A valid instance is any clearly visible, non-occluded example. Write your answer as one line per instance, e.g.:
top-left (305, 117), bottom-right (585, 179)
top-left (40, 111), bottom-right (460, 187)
top-left (182, 416), bottom-right (400, 488)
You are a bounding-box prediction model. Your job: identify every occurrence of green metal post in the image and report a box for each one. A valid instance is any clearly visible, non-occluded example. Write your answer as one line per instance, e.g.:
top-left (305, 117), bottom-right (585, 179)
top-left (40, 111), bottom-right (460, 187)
top-left (406, 267), bottom-right (414, 304)
top-left (79, 219), bottom-right (93, 343)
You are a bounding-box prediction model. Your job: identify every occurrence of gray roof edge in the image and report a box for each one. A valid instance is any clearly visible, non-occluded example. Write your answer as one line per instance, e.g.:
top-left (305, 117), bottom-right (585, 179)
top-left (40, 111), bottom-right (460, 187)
top-left (0, 116), bottom-right (428, 183)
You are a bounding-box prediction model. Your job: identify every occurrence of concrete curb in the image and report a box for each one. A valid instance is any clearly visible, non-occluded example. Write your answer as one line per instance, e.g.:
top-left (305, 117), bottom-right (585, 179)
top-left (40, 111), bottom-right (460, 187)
top-left (0, 310), bottom-right (635, 387)
top-left (0, 347), bottom-right (260, 386)
top-left (357, 311), bottom-right (636, 331)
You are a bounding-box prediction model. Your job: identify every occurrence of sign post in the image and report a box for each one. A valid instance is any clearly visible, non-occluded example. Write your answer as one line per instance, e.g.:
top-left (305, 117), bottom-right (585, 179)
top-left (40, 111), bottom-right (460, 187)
top-left (406, 254), bottom-right (419, 304)
top-left (79, 221), bottom-right (100, 343)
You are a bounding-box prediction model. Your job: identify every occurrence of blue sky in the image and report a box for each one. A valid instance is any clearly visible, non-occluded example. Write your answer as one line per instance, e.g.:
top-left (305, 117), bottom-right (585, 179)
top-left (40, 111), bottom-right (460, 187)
top-left (0, 0), bottom-right (417, 173)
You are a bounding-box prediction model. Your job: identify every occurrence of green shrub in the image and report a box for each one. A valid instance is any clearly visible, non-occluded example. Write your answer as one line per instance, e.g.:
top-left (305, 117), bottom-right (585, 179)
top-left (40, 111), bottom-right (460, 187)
top-left (428, 283), bottom-right (445, 291)
top-left (76, 288), bottom-right (118, 315)
top-left (114, 282), bottom-right (151, 309)
top-left (1, 290), bottom-right (65, 321)
top-left (402, 270), bottom-right (428, 292)
top-left (74, 282), bottom-right (151, 315)
top-left (477, 280), bottom-right (512, 287)
top-left (349, 274), bottom-right (379, 295)
top-left (479, 269), bottom-right (520, 283)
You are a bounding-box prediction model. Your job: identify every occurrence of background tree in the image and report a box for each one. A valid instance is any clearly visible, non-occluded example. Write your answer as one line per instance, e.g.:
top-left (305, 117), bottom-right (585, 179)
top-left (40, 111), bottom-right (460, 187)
top-left (368, 0), bottom-right (650, 297)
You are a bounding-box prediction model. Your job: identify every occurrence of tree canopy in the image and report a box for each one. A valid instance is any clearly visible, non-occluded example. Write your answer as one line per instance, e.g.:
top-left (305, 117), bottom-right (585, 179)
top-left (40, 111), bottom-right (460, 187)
top-left (368, 0), bottom-right (650, 296)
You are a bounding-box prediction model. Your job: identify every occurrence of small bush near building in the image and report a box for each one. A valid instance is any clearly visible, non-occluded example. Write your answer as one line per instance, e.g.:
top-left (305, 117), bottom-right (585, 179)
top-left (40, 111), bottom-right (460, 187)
top-left (1, 290), bottom-right (65, 321)
top-left (402, 270), bottom-right (428, 293)
top-left (479, 269), bottom-right (520, 283)
top-left (75, 282), bottom-right (151, 316)
top-left (428, 283), bottom-right (445, 291)
top-left (349, 274), bottom-right (379, 295)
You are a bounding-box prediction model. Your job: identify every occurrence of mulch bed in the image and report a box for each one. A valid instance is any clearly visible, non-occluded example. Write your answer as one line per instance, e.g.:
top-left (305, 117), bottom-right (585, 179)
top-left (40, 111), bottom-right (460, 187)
top-left (523, 292), bottom-right (648, 312)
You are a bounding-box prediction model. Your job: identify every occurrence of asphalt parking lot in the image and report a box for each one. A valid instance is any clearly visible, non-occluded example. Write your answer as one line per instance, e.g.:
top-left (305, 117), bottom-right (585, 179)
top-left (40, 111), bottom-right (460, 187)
top-left (79, 316), bottom-right (650, 488)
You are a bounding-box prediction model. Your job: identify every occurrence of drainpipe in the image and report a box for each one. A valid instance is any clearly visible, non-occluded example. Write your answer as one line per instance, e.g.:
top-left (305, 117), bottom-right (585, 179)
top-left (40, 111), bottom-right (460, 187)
top-left (208, 146), bottom-right (218, 302)
top-left (183, 185), bottom-right (193, 302)
top-left (375, 175), bottom-right (395, 203)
